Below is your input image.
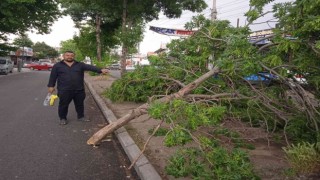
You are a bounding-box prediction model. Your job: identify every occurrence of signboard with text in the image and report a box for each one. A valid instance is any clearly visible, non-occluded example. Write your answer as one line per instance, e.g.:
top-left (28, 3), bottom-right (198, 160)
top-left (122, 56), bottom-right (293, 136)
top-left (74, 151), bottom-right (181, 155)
top-left (149, 26), bottom-right (196, 37)
top-left (9, 47), bottom-right (33, 57)
top-left (249, 29), bottom-right (295, 45)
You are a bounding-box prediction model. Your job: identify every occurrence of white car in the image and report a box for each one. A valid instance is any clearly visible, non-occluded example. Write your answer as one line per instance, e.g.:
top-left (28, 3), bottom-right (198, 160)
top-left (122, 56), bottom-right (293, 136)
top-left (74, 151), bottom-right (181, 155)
top-left (140, 59), bottom-right (150, 66)
top-left (107, 64), bottom-right (121, 70)
top-left (126, 65), bottom-right (135, 71)
top-left (286, 70), bottom-right (308, 85)
top-left (0, 58), bottom-right (14, 75)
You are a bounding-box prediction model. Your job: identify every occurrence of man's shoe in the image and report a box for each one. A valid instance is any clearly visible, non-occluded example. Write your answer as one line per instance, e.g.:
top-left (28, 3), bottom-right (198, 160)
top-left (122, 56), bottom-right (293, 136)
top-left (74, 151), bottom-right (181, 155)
top-left (78, 117), bottom-right (90, 122)
top-left (60, 119), bottom-right (68, 125)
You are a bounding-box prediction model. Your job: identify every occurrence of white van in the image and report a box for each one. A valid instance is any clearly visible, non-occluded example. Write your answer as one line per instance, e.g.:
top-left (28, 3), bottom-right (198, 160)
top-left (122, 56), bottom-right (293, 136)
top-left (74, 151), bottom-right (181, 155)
top-left (0, 58), bottom-right (14, 75)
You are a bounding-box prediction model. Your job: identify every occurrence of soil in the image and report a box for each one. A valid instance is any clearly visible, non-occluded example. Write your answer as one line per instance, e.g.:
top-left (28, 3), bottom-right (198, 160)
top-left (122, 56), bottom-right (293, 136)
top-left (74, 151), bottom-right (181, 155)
top-left (84, 73), bottom-right (319, 180)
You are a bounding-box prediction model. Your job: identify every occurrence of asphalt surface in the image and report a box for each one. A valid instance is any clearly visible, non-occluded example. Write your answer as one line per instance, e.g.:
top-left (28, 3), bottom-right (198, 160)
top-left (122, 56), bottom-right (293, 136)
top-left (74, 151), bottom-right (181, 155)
top-left (0, 70), bottom-right (139, 180)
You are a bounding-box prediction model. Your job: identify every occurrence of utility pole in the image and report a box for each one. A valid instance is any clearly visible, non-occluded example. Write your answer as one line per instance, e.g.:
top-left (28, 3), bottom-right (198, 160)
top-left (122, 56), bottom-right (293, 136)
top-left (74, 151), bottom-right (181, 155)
top-left (211, 0), bottom-right (217, 21)
top-left (121, 0), bottom-right (128, 75)
top-left (209, 0), bottom-right (217, 70)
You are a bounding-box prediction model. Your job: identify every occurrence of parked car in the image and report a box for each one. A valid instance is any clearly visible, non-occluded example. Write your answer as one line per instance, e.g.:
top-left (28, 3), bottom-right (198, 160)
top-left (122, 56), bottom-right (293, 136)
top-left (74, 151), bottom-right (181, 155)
top-left (39, 59), bottom-right (51, 63)
top-left (139, 58), bottom-right (150, 66)
top-left (29, 62), bottom-right (53, 71)
top-left (244, 71), bottom-right (310, 88)
top-left (40, 59), bottom-right (55, 66)
top-left (107, 63), bottom-right (121, 70)
top-left (244, 72), bottom-right (278, 86)
top-left (125, 65), bottom-right (135, 71)
top-left (292, 74), bottom-right (308, 84)
top-left (23, 61), bottom-right (33, 68)
top-left (0, 58), bottom-right (14, 75)
top-left (286, 70), bottom-right (308, 85)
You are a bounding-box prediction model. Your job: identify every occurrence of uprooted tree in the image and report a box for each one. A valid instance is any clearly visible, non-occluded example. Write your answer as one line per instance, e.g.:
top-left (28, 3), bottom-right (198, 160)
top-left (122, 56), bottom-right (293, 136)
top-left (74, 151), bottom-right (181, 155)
top-left (88, 0), bottom-right (320, 178)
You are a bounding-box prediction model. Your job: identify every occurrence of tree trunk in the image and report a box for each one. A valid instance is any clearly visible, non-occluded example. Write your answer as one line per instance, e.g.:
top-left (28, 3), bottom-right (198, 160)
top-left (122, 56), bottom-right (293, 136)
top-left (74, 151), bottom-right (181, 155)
top-left (120, 0), bottom-right (128, 75)
top-left (96, 14), bottom-right (102, 62)
top-left (87, 67), bottom-right (219, 145)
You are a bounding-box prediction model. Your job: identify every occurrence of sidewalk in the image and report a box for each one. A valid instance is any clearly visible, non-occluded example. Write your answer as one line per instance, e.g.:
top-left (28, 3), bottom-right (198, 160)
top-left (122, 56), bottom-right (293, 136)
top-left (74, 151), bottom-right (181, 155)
top-left (84, 74), bottom-right (164, 180)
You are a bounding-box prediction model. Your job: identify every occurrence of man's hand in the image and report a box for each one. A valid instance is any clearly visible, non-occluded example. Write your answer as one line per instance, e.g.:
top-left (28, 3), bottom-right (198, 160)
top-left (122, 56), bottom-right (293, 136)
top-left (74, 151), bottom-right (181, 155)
top-left (48, 87), bottom-right (55, 94)
top-left (101, 69), bottom-right (108, 74)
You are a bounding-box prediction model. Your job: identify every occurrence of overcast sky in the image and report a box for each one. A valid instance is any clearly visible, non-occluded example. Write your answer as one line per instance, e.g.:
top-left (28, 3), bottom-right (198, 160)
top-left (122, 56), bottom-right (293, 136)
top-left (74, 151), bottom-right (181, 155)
top-left (10, 0), bottom-right (292, 55)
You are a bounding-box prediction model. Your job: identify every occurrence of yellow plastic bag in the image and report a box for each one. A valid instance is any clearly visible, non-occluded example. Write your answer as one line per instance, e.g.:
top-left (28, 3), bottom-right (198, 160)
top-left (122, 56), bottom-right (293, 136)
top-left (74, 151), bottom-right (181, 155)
top-left (50, 94), bottom-right (58, 106)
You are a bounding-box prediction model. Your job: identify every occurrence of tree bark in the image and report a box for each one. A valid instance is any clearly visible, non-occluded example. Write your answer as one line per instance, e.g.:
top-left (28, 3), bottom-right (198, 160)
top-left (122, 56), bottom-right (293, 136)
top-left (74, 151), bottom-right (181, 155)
top-left (120, 0), bottom-right (128, 76)
top-left (87, 67), bottom-right (220, 145)
top-left (95, 14), bottom-right (102, 61)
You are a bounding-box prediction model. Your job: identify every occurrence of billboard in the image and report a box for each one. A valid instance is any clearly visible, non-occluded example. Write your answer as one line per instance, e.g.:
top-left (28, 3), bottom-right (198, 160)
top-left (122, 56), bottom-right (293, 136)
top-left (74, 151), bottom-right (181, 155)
top-left (9, 47), bottom-right (33, 57)
top-left (249, 29), bottom-right (295, 45)
top-left (249, 29), bottom-right (273, 45)
top-left (149, 26), bottom-right (196, 37)
top-left (20, 47), bottom-right (33, 56)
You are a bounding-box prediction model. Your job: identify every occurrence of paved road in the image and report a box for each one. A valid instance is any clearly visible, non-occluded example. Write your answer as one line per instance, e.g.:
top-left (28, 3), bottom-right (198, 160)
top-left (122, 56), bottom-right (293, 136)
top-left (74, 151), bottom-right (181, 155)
top-left (108, 70), bottom-right (121, 79)
top-left (0, 70), bottom-right (138, 180)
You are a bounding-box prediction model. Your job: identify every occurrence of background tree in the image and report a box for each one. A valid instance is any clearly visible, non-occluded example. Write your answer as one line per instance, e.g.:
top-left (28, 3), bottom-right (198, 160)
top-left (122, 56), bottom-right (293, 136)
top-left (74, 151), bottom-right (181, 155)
top-left (118, 0), bottom-right (208, 74)
top-left (0, 0), bottom-right (60, 54)
top-left (73, 22), bottom-right (120, 62)
top-left (59, 39), bottom-right (85, 61)
top-left (59, 0), bottom-right (207, 74)
top-left (32, 42), bottom-right (59, 59)
top-left (12, 34), bottom-right (34, 48)
top-left (59, 0), bottom-right (122, 62)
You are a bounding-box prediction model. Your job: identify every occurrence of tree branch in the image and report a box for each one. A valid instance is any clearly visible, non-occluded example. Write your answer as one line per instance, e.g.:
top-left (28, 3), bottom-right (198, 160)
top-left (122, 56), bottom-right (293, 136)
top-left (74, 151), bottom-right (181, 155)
top-left (307, 42), bottom-right (320, 56)
top-left (185, 93), bottom-right (236, 99)
top-left (87, 67), bottom-right (220, 145)
top-left (128, 120), bottom-right (164, 170)
top-left (258, 42), bottom-right (279, 52)
top-left (159, 75), bottom-right (186, 87)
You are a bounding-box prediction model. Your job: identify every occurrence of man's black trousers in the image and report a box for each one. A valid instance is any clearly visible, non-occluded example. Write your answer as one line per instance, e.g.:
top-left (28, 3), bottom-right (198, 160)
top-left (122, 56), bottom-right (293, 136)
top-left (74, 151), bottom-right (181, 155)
top-left (58, 90), bottom-right (86, 120)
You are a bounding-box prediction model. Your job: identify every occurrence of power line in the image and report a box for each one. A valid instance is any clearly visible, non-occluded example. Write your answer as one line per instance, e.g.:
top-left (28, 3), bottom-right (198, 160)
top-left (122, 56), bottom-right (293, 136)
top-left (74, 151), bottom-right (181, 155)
top-left (149, 0), bottom-right (292, 29)
top-left (218, 5), bottom-right (249, 15)
top-left (216, 0), bottom-right (248, 9)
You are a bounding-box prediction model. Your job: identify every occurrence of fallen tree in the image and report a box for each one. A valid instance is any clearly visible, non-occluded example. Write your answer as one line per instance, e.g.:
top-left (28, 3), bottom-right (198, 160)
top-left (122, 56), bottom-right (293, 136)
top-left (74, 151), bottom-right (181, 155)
top-left (87, 11), bottom-right (320, 147)
top-left (87, 67), bottom-right (220, 145)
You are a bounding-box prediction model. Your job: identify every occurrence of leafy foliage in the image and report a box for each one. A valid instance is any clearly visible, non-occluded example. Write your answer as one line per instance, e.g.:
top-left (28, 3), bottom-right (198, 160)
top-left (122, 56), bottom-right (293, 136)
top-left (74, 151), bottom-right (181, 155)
top-left (74, 25), bottom-right (120, 59)
top-left (12, 34), bottom-right (34, 48)
top-left (59, 39), bottom-right (85, 61)
top-left (283, 142), bottom-right (320, 174)
top-left (105, 66), bottom-right (167, 102)
top-left (148, 127), bottom-right (169, 136)
top-left (212, 128), bottom-right (255, 150)
top-left (59, 0), bottom-right (123, 61)
top-left (165, 147), bottom-right (259, 179)
top-left (0, 0), bottom-right (60, 53)
top-left (104, 0), bottom-right (320, 178)
top-left (149, 99), bottom-right (226, 130)
top-left (32, 42), bottom-right (59, 59)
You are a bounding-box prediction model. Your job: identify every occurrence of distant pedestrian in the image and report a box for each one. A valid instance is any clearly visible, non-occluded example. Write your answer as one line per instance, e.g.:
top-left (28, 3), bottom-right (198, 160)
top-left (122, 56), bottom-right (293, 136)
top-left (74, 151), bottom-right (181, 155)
top-left (47, 50), bottom-right (108, 125)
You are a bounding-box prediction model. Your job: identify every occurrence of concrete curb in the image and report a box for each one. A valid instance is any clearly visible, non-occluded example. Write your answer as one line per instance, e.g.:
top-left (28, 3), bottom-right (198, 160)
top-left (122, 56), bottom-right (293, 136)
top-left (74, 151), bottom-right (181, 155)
top-left (85, 79), bottom-right (162, 180)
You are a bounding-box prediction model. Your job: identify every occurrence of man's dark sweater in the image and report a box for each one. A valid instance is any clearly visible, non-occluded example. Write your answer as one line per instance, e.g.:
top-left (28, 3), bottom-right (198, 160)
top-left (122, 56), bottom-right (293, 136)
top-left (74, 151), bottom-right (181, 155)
top-left (47, 61), bottom-right (102, 91)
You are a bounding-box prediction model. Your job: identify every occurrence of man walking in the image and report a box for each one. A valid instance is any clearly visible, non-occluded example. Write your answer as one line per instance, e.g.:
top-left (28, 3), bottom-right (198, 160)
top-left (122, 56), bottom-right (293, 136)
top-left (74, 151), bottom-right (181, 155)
top-left (47, 50), bottom-right (108, 125)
